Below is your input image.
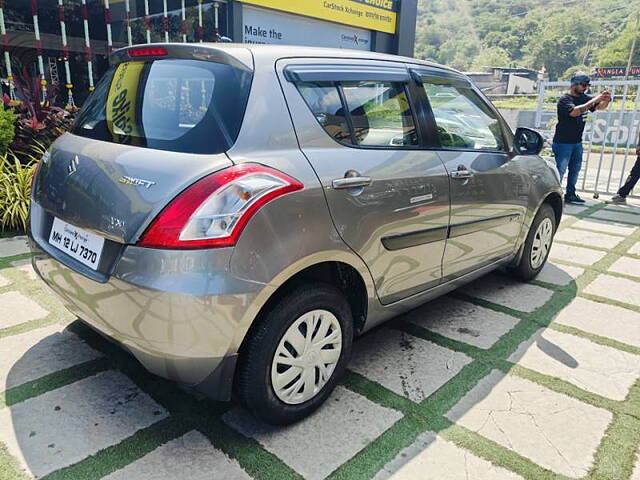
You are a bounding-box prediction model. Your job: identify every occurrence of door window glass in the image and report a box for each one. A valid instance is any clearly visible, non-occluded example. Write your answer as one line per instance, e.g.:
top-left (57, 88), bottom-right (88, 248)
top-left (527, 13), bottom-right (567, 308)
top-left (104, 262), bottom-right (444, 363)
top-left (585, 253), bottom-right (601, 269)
top-left (296, 82), bottom-right (352, 143)
top-left (341, 81), bottom-right (418, 147)
top-left (423, 82), bottom-right (505, 151)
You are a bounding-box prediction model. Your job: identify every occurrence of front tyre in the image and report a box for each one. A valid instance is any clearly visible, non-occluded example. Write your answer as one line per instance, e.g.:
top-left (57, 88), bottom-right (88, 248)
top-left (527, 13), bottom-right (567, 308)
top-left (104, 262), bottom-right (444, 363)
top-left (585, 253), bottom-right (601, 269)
top-left (511, 204), bottom-right (556, 281)
top-left (237, 284), bottom-right (353, 425)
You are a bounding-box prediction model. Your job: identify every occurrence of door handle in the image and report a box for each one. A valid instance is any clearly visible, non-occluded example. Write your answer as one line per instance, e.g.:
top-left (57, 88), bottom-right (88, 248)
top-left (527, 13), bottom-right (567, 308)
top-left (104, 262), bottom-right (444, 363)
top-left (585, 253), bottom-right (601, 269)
top-left (332, 176), bottom-right (372, 189)
top-left (450, 167), bottom-right (474, 180)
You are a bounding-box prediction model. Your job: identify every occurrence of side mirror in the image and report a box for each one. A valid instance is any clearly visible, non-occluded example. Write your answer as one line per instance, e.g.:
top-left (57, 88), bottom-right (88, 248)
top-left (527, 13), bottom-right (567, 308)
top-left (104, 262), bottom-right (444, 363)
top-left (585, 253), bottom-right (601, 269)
top-left (513, 127), bottom-right (544, 155)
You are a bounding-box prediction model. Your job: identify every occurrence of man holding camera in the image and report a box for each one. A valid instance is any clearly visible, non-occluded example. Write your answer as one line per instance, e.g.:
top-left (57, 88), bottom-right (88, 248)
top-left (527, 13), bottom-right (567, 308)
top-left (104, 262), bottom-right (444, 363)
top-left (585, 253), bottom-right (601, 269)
top-left (552, 73), bottom-right (611, 203)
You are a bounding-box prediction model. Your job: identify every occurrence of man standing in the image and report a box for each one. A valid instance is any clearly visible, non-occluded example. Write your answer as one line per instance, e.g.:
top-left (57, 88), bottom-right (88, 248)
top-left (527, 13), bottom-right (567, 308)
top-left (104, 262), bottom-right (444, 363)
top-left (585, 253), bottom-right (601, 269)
top-left (552, 73), bottom-right (611, 203)
top-left (609, 136), bottom-right (640, 204)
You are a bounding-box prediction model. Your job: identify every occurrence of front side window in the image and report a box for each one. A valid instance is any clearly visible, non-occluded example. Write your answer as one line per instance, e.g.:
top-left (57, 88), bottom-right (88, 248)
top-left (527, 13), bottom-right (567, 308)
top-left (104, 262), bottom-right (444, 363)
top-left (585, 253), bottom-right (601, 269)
top-left (423, 82), bottom-right (505, 151)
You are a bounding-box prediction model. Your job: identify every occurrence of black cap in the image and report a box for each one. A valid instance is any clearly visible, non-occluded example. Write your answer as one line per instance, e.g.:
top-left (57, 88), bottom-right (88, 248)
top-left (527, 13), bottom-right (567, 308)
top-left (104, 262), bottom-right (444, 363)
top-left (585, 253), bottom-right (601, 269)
top-left (571, 73), bottom-right (591, 85)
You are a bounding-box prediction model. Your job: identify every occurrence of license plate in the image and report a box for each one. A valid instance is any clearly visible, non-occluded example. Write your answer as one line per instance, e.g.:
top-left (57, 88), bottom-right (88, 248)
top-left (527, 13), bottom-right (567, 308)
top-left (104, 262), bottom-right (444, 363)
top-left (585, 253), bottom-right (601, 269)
top-left (48, 217), bottom-right (105, 270)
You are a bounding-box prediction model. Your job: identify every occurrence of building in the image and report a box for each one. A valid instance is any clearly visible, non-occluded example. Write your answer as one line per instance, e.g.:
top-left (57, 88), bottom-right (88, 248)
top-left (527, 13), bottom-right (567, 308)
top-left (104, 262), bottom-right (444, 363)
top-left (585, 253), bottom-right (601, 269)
top-left (1, 0), bottom-right (417, 106)
top-left (465, 67), bottom-right (543, 94)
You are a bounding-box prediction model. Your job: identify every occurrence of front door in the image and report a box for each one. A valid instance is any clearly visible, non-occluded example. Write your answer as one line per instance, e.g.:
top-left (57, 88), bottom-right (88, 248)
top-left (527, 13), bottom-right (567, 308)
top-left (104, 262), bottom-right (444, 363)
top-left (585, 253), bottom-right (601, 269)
top-left (278, 60), bottom-right (450, 304)
top-left (416, 71), bottom-right (529, 279)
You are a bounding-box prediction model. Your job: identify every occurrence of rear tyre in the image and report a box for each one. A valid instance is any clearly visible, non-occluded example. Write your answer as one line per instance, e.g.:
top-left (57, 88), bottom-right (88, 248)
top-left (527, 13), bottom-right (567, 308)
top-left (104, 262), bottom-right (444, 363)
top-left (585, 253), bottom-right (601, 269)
top-left (237, 284), bottom-right (353, 425)
top-left (511, 203), bottom-right (556, 281)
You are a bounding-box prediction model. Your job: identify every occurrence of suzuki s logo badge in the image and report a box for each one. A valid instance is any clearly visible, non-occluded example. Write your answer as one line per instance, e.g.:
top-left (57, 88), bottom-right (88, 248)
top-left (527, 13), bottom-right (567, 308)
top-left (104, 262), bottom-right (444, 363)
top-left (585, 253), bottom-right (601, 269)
top-left (67, 155), bottom-right (79, 175)
top-left (118, 175), bottom-right (156, 189)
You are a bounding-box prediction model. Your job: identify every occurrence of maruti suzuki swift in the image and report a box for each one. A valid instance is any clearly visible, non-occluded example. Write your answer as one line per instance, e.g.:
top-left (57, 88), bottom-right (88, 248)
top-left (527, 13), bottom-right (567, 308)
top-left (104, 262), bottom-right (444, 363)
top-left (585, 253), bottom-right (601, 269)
top-left (29, 43), bottom-right (562, 424)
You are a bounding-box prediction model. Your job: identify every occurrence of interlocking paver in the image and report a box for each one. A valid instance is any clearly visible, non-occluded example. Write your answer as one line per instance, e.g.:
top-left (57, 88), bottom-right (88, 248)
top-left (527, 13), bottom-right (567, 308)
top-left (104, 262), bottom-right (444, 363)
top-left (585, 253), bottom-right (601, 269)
top-left (461, 274), bottom-right (554, 313)
top-left (0, 237), bottom-right (30, 258)
top-left (0, 273), bottom-right (11, 287)
top-left (349, 328), bottom-right (472, 402)
top-left (590, 210), bottom-right (640, 226)
top-left (0, 324), bottom-right (102, 391)
top-left (104, 430), bottom-right (251, 480)
top-left (549, 243), bottom-right (607, 266)
top-left (584, 274), bottom-right (640, 307)
top-left (373, 431), bottom-right (523, 480)
top-left (10, 259), bottom-right (38, 281)
top-left (402, 296), bottom-right (519, 349)
top-left (554, 297), bottom-right (640, 348)
top-left (223, 386), bottom-right (402, 480)
top-left (630, 242), bottom-right (640, 255)
top-left (508, 329), bottom-right (640, 400)
top-left (0, 370), bottom-right (168, 478)
top-left (446, 370), bottom-right (612, 478)
top-left (536, 263), bottom-right (583, 286)
top-left (563, 204), bottom-right (588, 215)
top-left (609, 256), bottom-right (640, 279)
top-left (632, 453), bottom-right (640, 480)
top-left (572, 218), bottom-right (636, 235)
top-left (0, 291), bottom-right (49, 329)
top-left (554, 228), bottom-right (624, 249)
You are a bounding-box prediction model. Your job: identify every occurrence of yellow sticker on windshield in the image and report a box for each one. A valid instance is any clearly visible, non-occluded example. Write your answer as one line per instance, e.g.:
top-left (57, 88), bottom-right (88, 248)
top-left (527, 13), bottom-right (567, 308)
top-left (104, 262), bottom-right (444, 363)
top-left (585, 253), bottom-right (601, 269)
top-left (106, 62), bottom-right (145, 141)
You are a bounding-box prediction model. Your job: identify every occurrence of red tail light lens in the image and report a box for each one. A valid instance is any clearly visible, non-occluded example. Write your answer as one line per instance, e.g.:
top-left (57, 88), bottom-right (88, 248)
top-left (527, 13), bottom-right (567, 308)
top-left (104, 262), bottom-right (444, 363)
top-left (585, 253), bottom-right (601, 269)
top-left (138, 164), bottom-right (303, 249)
top-left (128, 47), bottom-right (168, 57)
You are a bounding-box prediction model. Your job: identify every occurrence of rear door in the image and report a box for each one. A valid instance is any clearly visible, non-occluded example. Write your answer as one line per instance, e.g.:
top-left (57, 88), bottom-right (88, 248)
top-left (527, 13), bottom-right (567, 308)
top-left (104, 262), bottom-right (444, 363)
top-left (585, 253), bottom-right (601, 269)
top-left (413, 69), bottom-right (529, 280)
top-left (278, 59), bottom-right (450, 304)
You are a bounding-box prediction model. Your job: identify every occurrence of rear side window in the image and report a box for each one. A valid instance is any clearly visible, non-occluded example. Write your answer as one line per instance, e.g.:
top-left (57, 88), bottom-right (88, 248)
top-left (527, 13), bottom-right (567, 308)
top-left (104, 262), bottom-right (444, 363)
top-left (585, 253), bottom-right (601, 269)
top-left (73, 59), bottom-right (252, 154)
top-left (422, 82), bottom-right (505, 152)
top-left (295, 80), bottom-right (417, 148)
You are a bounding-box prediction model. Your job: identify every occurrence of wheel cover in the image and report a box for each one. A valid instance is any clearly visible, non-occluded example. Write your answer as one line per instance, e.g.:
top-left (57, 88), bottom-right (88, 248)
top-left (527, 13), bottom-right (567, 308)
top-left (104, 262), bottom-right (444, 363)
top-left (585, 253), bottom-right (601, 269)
top-left (530, 217), bottom-right (553, 269)
top-left (271, 309), bottom-right (342, 405)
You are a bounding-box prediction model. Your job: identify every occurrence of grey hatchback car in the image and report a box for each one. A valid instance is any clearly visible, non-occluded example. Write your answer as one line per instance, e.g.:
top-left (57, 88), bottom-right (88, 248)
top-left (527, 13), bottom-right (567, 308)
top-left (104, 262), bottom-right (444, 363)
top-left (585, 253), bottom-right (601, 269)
top-left (29, 43), bottom-right (562, 424)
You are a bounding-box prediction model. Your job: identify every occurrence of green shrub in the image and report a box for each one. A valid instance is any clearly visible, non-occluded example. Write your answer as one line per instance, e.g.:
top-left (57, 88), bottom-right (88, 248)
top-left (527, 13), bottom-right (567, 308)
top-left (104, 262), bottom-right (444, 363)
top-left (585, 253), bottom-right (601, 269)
top-left (0, 108), bottom-right (16, 155)
top-left (0, 151), bottom-right (36, 232)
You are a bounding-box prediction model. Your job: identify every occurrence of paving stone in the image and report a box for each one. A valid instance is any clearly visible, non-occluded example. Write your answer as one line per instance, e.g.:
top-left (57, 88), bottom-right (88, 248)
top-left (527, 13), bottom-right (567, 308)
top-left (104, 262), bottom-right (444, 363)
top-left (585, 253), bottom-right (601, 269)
top-left (554, 297), bottom-right (640, 348)
top-left (461, 274), bottom-right (554, 313)
top-left (549, 243), bottom-right (607, 266)
top-left (104, 430), bottom-right (251, 480)
top-left (609, 256), bottom-right (640, 278)
top-left (402, 296), bottom-right (519, 349)
top-left (0, 291), bottom-right (49, 329)
top-left (584, 274), bottom-right (640, 307)
top-left (349, 328), bottom-right (472, 402)
top-left (10, 259), bottom-right (38, 281)
top-left (0, 273), bottom-right (11, 287)
top-left (630, 242), bottom-right (640, 255)
top-left (373, 431), bottom-right (523, 480)
top-left (632, 453), bottom-right (640, 480)
top-left (223, 386), bottom-right (402, 480)
top-left (0, 324), bottom-right (102, 391)
top-left (446, 370), bottom-right (612, 478)
top-left (572, 218), bottom-right (636, 235)
top-left (509, 329), bottom-right (640, 401)
top-left (536, 263), bottom-right (584, 286)
top-left (604, 204), bottom-right (640, 215)
top-left (590, 210), bottom-right (640, 225)
top-left (0, 370), bottom-right (168, 478)
top-left (0, 237), bottom-right (30, 258)
top-left (554, 228), bottom-right (624, 249)
top-left (563, 204), bottom-right (588, 215)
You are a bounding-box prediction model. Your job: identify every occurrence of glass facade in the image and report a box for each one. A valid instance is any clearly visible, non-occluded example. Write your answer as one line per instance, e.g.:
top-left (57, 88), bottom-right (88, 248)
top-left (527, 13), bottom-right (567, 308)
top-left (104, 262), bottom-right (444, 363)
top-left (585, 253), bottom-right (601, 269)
top-left (2, 1), bottom-right (229, 105)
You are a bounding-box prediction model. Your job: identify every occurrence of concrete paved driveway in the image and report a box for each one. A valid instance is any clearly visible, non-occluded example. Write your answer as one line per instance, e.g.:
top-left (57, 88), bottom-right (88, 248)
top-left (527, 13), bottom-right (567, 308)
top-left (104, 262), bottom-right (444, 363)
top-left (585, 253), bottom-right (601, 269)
top-left (1, 198), bottom-right (639, 480)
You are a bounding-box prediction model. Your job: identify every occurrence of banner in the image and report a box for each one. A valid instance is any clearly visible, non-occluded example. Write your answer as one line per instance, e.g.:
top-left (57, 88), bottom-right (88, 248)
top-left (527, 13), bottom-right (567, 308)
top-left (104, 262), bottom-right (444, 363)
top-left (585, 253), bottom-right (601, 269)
top-left (239, 0), bottom-right (397, 34)
top-left (595, 66), bottom-right (640, 78)
top-left (106, 61), bottom-right (145, 141)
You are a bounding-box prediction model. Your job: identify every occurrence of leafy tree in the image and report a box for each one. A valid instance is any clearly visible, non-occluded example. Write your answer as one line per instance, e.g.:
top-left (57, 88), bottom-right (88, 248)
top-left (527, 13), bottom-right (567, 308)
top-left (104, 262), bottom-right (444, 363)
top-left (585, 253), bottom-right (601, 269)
top-left (471, 47), bottom-right (512, 70)
top-left (596, 19), bottom-right (640, 67)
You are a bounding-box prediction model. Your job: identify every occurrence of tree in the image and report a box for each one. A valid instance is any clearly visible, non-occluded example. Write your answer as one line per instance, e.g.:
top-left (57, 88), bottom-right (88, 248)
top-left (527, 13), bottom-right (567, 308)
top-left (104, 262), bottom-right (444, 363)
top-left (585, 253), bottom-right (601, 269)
top-left (471, 47), bottom-right (512, 70)
top-left (596, 18), bottom-right (640, 67)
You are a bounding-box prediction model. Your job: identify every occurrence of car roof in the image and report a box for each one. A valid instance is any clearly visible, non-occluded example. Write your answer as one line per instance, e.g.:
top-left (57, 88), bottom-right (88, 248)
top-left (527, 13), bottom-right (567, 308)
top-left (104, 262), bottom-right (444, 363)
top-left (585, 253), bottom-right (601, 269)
top-left (199, 43), bottom-right (461, 74)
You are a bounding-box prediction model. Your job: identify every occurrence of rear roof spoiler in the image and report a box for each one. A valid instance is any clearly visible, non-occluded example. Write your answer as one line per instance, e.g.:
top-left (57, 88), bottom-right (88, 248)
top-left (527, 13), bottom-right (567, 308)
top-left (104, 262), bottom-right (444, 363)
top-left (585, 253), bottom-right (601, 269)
top-left (110, 43), bottom-right (253, 72)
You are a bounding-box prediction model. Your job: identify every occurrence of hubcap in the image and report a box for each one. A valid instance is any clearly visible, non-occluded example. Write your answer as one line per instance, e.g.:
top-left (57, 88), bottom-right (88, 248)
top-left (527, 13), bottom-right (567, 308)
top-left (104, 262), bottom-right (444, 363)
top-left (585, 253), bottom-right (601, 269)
top-left (530, 217), bottom-right (553, 269)
top-left (271, 309), bottom-right (342, 405)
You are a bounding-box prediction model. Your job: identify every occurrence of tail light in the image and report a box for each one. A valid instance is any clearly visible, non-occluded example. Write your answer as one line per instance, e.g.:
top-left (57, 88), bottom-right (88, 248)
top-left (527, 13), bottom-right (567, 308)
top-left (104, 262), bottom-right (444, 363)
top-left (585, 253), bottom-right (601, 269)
top-left (138, 164), bottom-right (303, 249)
top-left (128, 47), bottom-right (168, 57)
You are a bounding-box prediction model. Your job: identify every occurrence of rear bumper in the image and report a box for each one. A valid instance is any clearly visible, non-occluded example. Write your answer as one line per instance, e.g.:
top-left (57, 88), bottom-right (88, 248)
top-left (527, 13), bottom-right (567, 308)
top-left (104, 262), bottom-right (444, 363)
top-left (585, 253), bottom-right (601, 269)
top-left (28, 217), bottom-right (266, 401)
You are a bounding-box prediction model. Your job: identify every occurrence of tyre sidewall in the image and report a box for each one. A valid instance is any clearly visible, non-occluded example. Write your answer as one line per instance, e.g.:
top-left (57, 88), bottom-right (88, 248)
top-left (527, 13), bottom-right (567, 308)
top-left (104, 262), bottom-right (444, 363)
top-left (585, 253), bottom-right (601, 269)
top-left (518, 204), bottom-right (556, 280)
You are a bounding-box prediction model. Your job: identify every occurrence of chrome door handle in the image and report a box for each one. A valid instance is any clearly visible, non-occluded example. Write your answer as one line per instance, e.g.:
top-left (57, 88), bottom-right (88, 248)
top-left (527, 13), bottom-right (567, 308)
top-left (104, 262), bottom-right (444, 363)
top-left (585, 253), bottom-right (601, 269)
top-left (332, 176), bottom-right (372, 189)
top-left (450, 170), bottom-right (473, 180)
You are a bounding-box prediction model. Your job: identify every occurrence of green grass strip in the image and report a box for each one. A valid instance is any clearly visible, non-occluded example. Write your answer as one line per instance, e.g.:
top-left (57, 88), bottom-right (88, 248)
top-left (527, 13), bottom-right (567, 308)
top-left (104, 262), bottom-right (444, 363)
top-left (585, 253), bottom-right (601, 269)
top-left (549, 323), bottom-right (640, 356)
top-left (0, 442), bottom-right (31, 480)
top-left (0, 358), bottom-right (110, 409)
top-left (41, 417), bottom-right (191, 480)
top-left (0, 317), bottom-right (59, 340)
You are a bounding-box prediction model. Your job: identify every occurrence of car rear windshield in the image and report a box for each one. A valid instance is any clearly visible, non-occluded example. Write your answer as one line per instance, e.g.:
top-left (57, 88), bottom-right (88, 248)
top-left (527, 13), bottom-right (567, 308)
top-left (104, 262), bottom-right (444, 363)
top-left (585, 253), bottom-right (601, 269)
top-left (73, 58), bottom-right (253, 154)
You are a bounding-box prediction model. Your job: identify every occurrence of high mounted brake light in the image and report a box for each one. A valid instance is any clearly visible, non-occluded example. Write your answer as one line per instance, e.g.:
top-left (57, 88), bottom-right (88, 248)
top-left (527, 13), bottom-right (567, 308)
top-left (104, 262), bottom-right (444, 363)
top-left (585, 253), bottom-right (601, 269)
top-left (128, 47), bottom-right (168, 57)
top-left (137, 164), bottom-right (303, 249)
